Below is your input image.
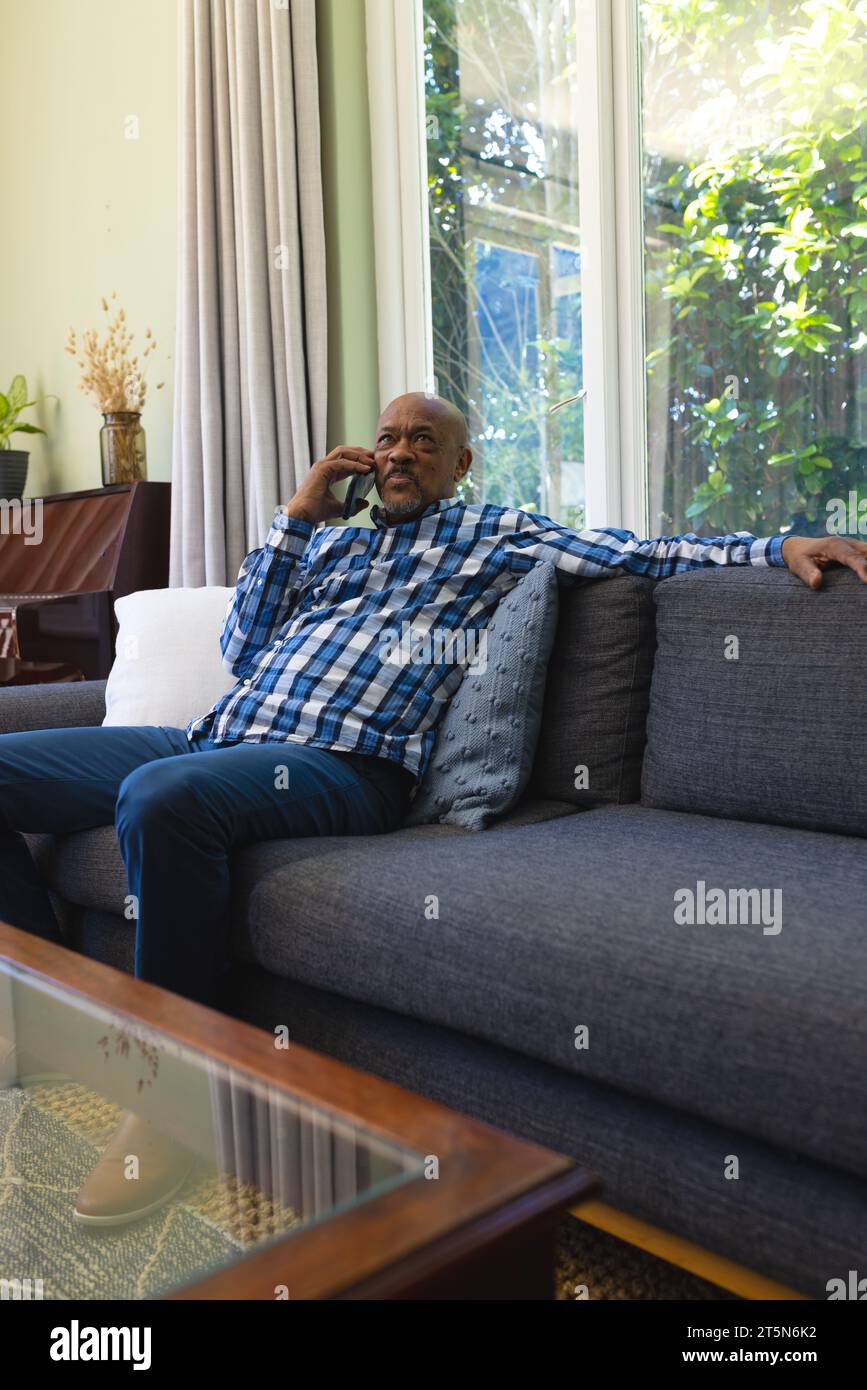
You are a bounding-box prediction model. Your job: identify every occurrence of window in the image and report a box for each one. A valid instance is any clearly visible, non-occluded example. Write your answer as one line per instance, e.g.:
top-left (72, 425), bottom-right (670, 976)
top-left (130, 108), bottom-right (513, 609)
top-left (640, 0), bottom-right (867, 537)
top-left (372, 0), bottom-right (867, 538)
top-left (422, 0), bottom-right (586, 527)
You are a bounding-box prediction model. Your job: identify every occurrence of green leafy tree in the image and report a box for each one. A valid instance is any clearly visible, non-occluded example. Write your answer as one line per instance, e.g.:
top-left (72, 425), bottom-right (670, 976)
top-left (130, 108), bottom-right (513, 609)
top-left (423, 0), bottom-right (867, 537)
top-left (643, 0), bottom-right (867, 535)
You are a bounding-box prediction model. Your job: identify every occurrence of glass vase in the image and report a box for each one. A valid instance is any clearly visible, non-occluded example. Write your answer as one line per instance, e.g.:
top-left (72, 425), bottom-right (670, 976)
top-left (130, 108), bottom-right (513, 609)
top-left (100, 411), bottom-right (147, 486)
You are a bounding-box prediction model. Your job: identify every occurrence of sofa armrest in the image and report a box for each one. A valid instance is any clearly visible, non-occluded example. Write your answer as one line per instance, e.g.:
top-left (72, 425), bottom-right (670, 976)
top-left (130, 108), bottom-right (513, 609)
top-left (0, 680), bottom-right (107, 733)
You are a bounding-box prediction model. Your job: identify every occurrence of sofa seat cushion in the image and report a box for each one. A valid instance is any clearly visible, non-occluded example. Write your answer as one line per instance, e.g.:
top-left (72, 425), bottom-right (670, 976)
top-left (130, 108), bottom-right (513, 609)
top-left (233, 805), bottom-right (865, 1178)
top-left (23, 823), bottom-right (465, 916)
top-left (31, 802), bottom-right (867, 1176)
top-left (26, 829), bottom-right (128, 914)
top-left (22, 798), bottom-right (577, 915)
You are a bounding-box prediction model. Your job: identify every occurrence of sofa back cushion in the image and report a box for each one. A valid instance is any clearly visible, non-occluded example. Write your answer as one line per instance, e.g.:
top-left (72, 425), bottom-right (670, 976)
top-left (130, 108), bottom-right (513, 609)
top-left (528, 573), bottom-right (657, 807)
top-left (641, 566), bottom-right (867, 837)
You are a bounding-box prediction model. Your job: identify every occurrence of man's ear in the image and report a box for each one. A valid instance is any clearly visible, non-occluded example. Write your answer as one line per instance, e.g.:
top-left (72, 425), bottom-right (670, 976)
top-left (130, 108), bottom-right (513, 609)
top-left (455, 446), bottom-right (472, 483)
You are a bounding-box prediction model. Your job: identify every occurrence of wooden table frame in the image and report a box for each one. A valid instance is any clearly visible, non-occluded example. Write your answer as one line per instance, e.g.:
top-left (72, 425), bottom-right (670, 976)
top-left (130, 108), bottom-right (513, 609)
top-left (0, 924), bottom-right (599, 1300)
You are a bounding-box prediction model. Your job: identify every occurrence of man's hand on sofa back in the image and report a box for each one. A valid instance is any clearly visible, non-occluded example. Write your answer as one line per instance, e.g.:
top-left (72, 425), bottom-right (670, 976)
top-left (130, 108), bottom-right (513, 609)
top-left (781, 535), bottom-right (867, 588)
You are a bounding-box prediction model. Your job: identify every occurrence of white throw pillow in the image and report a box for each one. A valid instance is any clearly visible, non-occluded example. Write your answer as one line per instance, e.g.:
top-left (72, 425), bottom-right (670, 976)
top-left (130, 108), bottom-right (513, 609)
top-left (103, 587), bottom-right (238, 729)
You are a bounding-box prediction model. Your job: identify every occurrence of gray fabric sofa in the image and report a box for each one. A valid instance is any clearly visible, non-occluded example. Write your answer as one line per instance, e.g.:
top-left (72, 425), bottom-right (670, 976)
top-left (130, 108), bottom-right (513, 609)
top-left (1, 565), bottom-right (865, 1298)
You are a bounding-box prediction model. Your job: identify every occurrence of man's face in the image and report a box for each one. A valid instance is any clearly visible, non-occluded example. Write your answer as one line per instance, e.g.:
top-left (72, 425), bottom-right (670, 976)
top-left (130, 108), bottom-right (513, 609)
top-left (373, 394), bottom-right (472, 524)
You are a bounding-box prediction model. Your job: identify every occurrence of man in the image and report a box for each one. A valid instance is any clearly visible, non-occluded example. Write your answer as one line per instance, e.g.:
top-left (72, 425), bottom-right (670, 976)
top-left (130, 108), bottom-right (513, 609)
top-left (1, 391), bottom-right (865, 1224)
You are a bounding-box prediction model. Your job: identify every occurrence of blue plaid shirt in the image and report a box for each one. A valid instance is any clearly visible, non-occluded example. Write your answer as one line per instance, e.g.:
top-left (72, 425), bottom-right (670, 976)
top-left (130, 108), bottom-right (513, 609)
top-left (185, 496), bottom-right (786, 778)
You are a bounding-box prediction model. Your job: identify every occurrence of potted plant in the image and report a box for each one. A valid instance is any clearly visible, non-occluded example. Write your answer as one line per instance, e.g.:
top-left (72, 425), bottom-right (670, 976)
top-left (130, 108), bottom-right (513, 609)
top-left (0, 375), bottom-right (49, 499)
top-left (66, 292), bottom-right (163, 486)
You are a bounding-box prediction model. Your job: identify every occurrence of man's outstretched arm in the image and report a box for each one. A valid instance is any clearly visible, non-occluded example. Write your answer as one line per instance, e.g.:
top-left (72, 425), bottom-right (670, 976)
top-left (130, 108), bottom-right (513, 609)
top-left (502, 512), bottom-right (867, 588)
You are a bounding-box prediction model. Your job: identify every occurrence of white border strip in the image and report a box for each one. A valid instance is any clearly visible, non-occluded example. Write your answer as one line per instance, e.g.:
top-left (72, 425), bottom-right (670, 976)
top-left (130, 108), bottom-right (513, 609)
top-left (612, 0), bottom-right (649, 536)
top-left (574, 0), bottom-right (621, 528)
top-left (365, 0), bottom-right (435, 404)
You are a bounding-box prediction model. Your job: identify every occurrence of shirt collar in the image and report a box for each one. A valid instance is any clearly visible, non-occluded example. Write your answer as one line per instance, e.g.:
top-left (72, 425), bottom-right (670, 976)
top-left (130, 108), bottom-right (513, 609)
top-left (369, 494), bottom-right (461, 532)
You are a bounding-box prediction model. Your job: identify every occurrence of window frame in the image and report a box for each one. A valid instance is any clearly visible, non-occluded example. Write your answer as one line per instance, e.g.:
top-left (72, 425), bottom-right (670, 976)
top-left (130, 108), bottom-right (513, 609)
top-left (365, 0), bottom-right (649, 533)
top-left (365, 0), bottom-right (436, 404)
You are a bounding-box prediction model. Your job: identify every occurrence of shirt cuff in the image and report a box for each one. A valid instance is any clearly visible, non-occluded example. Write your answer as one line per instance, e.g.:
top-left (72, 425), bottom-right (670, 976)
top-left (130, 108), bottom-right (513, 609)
top-left (265, 508), bottom-right (314, 556)
top-left (749, 535), bottom-right (787, 567)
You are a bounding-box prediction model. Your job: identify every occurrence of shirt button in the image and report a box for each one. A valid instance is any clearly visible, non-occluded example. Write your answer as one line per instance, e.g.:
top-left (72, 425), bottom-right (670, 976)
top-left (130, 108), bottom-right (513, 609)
top-left (243, 679), bottom-right (252, 686)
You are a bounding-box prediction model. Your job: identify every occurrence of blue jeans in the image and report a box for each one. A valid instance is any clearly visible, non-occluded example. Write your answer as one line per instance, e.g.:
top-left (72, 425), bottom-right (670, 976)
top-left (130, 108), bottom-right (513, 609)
top-left (0, 726), bottom-right (413, 1006)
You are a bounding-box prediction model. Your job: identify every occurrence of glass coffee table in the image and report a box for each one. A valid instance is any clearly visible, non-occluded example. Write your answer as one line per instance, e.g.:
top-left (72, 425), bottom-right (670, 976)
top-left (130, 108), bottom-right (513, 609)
top-left (0, 923), bottom-right (597, 1299)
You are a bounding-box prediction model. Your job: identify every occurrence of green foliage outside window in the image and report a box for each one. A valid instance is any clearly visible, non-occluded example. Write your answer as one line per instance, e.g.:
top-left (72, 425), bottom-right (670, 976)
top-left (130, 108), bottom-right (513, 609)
top-left (643, 0), bottom-right (867, 535)
top-left (424, 0), bottom-right (867, 537)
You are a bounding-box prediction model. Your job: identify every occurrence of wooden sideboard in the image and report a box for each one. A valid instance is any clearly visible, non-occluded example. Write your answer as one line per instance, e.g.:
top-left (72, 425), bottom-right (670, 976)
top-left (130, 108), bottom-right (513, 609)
top-left (0, 482), bottom-right (171, 684)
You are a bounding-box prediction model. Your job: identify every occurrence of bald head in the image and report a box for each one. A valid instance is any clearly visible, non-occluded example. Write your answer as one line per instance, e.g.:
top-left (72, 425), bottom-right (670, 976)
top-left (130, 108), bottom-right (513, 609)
top-left (372, 392), bottom-right (472, 524)
top-left (386, 392), bottom-right (469, 447)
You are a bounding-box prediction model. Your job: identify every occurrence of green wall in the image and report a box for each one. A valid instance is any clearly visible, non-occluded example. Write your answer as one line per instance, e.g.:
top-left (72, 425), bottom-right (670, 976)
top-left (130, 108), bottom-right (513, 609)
top-left (0, 0), bottom-right (177, 498)
top-left (317, 0), bottom-right (381, 458)
top-left (1, 0), bottom-right (379, 503)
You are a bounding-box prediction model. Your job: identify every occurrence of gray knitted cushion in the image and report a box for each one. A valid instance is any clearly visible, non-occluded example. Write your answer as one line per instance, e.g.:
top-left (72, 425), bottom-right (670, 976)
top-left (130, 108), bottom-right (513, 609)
top-left (406, 562), bottom-right (559, 831)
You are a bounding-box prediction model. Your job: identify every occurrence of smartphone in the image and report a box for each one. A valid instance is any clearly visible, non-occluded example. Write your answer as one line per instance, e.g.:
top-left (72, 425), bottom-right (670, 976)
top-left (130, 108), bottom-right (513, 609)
top-left (342, 469), bottom-right (376, 522)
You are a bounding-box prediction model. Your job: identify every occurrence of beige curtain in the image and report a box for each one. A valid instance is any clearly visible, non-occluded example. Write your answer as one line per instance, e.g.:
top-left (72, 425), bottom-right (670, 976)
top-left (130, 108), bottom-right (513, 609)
top-left (171, 0), bottom-right (327, 586)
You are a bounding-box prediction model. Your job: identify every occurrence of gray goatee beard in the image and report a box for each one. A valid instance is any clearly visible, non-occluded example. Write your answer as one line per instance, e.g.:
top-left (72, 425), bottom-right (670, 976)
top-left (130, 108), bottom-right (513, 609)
top-left (384, 478), bottom-right (423, 517)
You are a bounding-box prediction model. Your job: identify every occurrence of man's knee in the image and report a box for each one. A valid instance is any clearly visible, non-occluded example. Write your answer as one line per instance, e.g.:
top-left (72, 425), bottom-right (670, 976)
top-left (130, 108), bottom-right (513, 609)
top-left (115, 760), bottom-right (212, 844)
top-left (117, 761), bottom-right (186, 832)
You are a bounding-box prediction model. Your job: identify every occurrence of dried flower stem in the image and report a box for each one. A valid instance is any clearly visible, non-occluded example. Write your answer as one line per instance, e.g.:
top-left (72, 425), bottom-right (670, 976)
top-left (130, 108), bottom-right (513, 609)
top-left (65, 292), bottom-right (164, 413)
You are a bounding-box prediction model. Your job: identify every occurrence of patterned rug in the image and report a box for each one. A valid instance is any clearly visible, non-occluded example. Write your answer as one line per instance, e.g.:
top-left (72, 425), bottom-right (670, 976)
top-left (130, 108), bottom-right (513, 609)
top-left (554, 1213), bottom-right (737, 1301)
top-left (1, 1080), bottom-right (733, 1300)
top-left (0, 1081), bottom-right (298, 1300)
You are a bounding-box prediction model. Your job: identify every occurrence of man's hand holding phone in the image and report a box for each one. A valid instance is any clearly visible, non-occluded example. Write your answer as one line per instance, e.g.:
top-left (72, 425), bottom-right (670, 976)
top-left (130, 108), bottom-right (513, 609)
top-left (283, 447), bottom-right (376, 525)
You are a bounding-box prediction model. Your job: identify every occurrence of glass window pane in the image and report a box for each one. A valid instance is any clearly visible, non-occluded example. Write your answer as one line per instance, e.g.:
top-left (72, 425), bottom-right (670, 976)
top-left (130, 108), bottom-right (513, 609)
top-left (639, 0), bottom-right (867, 539)
top-left (423, 0), bottom-right (586, 526)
